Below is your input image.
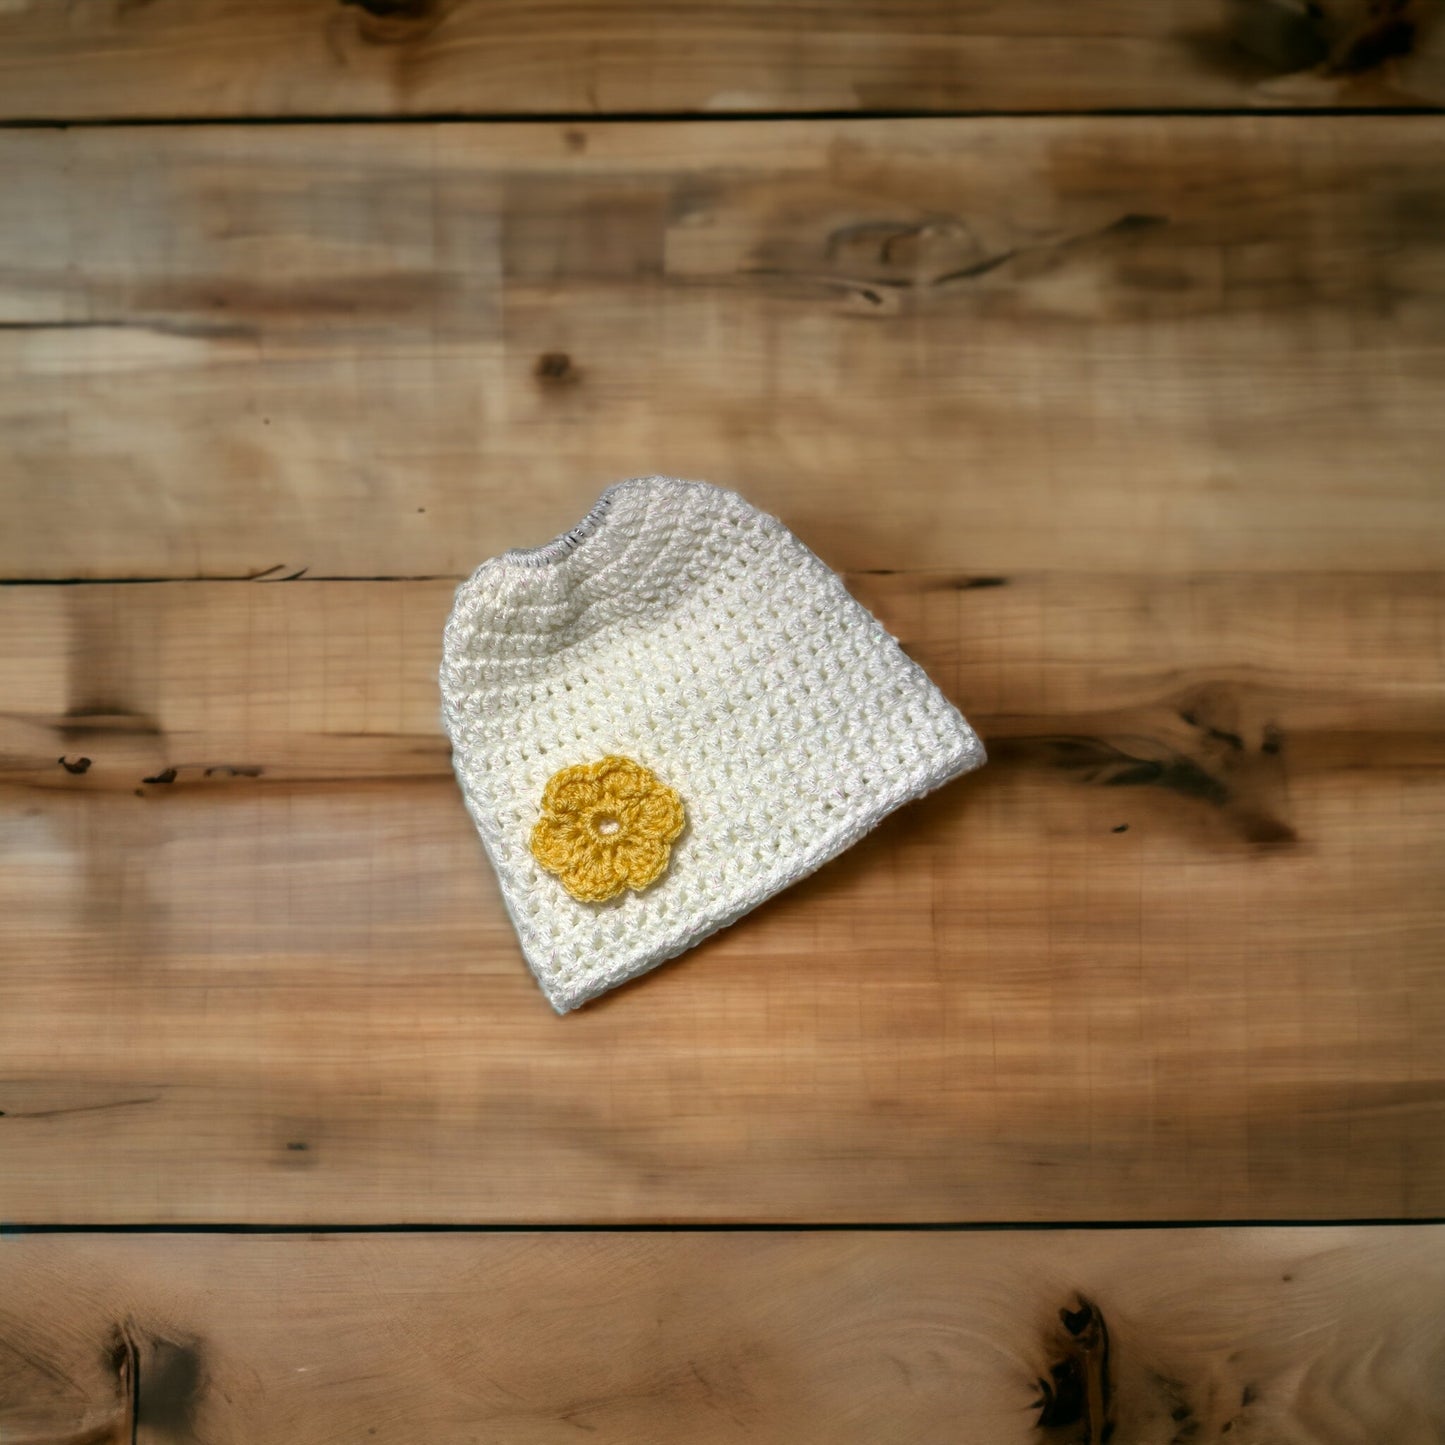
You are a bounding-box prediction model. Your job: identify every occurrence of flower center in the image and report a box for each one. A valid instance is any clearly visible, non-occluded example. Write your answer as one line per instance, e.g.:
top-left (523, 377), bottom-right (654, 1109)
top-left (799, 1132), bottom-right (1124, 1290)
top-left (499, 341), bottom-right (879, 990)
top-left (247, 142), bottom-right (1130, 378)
top-left (593, 814), bottom-right (621, 837)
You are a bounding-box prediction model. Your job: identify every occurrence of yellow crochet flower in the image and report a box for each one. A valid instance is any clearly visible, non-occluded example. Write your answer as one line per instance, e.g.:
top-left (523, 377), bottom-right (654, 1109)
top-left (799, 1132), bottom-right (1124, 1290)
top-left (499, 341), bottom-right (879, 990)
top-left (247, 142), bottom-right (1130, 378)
top-left (530, 756), bottom-right (685, 903)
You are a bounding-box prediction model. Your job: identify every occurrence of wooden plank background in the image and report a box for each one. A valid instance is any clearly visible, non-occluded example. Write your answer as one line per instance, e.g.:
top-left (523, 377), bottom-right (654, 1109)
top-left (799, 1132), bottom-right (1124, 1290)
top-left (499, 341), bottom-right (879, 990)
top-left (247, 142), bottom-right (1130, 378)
top-left (2, 115), bottom-right (1444, 1222)
top-left (3, 1227), bottom-right (1444, 1443)
top-left (3, 0), bottom-right (1445, 1434)
top-left (0, 0), bottom-right (1442, 119)
top-left (2, 568), bottom-right (1442, 1222)
top-left (2, 118), bottom-right (1444, 582)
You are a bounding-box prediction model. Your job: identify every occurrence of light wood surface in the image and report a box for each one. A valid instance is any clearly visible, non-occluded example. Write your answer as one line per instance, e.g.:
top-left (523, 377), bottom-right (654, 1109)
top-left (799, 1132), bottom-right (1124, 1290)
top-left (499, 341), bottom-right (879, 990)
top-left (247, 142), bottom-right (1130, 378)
top-left (3, 0), bottom-right (1443, 1432)
top-left (3, 569), bottom-right (1441, 1223)
top-left (2, 1228), bottom-right (1443, 1443)
top-left (2, 116), bottom-right (1444, 581)
top-left (1, 0), bottom-right (1442, 120)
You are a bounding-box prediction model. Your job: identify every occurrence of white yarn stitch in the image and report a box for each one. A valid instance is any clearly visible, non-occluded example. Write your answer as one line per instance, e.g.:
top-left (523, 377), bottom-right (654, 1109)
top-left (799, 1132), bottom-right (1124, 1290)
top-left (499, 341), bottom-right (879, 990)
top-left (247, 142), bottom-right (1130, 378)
top-left (440, 476), bottom-right (986, 1012)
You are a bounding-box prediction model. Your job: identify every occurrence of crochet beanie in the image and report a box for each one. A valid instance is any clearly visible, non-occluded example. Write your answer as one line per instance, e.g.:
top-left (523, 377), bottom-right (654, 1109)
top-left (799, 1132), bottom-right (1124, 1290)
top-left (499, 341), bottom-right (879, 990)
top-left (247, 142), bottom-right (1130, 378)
top-left (440, 476), bottom-right (985, 1012)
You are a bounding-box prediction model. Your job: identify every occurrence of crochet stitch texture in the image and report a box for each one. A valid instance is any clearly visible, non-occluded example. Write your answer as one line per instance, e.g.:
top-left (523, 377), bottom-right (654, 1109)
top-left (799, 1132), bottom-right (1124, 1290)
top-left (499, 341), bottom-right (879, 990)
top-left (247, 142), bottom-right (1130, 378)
top-left (440, 476), bottom-right (986, 1013)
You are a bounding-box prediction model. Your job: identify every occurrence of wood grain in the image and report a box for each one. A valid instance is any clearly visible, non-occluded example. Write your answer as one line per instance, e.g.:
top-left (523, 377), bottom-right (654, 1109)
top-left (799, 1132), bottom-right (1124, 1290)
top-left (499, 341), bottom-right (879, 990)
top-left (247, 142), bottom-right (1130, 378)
top-left (2, 1228), bottom-right (1443, 1443)
top-left (0, 0), bottom-right (1441, 120)
top-left (2, 116), bottom-right (1444, 581)
top-left (3, 0), bottom-right (1442, 1418)
top-left (2, 569), bottom-right (1441, 1224)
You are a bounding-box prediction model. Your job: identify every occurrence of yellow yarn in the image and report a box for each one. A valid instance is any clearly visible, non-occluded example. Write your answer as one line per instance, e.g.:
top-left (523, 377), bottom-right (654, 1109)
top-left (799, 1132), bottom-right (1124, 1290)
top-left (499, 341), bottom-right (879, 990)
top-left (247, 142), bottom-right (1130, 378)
top-left (530, 756), bottom-right (685, 903)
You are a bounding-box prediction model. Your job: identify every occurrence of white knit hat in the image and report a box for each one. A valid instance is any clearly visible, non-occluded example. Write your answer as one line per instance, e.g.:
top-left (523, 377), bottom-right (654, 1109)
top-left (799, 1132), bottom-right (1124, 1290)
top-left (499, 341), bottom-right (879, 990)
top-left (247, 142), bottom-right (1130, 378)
top-left (440, 476), bottom-right (985, 1012)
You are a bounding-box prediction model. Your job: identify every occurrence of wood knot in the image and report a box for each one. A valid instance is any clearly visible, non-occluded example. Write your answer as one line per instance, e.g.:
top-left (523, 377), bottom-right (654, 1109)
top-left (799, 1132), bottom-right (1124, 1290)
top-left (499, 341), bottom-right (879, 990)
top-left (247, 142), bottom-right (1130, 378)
top-left (535, 352), bottom-right (579, 385)
top-left (1036, 1295), bottom-right (1112, 1441)
top-left (338, 0), bottom-right (442, 44)
top-left (1327, 0), bottom-right (1423, 74)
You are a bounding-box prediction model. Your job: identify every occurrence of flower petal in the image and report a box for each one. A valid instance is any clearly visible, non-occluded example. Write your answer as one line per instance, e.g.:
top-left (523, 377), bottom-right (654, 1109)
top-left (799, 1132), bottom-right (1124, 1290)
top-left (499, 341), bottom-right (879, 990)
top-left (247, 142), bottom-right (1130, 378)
top-left (593, 755), bottom-right (654, 803)
top-left (635, 784), bottom-right (685, 843)
top-left (559, 854), bottom-right (630, 903)
top-left (529, 813), bottom-right (586, 874)
top-left (616, 835), bottom-right (671, 892)
top-left (541, 766), bottom-right (602, 818)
